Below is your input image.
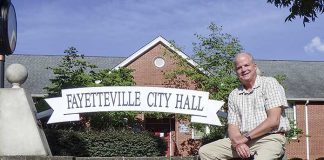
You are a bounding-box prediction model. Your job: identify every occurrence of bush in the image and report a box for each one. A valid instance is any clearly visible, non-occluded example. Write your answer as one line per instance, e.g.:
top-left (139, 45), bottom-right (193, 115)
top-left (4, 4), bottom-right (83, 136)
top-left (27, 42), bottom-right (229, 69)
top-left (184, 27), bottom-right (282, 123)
top-left (45, 129), bottom-right (89, 156)
top-left (200, 126), bottom-right (226, 145)
top-left (45, 129), bottom-right (166, 157)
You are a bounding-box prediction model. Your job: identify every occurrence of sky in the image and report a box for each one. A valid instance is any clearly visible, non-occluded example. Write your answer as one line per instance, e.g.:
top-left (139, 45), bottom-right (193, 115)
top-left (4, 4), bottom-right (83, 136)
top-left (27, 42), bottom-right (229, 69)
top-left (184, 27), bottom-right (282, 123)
top-left (12, 0), bottom-right (324, 61)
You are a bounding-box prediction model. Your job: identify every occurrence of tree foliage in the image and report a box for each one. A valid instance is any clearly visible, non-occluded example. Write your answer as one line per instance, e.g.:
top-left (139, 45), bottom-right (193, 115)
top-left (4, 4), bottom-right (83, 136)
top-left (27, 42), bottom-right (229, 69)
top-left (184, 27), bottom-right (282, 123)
top-left (268, 0), bottom-right (324, 26)
top-left (43, 47), bottom-right (138, 130)
top-left (190, 23), bottom-right (242, 139)
top-left (45, 47), bottom-right (97, 97)
top-left (164, 23), bottom-right (243, 140)
top-left (191, 23), bottom-right (242, 103)
top-left (286, 119), bottom-right (303, 141)
top-left (168, 23), bottom-right (242, 107)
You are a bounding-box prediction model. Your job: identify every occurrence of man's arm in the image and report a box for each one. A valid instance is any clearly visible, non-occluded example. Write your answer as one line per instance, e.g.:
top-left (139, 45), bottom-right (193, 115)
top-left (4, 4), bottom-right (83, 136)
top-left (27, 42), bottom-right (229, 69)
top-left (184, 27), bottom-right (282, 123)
top-left (245, 106), bottom-right (282, 140)
top-left (228, 124), bottom-right (245, 145)
top-left (246, 77), bottom-right (286, 140)
top-left (229, 106), bottom-right (282, 145)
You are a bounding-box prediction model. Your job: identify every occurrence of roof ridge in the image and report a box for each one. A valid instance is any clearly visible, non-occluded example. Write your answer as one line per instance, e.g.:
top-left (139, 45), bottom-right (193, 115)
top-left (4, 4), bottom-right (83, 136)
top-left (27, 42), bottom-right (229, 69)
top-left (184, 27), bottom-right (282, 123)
top-left (8, 54), bottom-right (126, 58)
top-left (255, 59), bottom-right (324, 62)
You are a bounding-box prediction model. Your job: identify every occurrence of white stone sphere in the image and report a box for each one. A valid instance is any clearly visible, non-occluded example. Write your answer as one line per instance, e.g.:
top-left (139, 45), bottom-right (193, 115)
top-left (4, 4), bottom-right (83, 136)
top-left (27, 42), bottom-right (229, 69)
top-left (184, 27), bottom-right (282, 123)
top-left (6, 63), bottom-right (28, 88)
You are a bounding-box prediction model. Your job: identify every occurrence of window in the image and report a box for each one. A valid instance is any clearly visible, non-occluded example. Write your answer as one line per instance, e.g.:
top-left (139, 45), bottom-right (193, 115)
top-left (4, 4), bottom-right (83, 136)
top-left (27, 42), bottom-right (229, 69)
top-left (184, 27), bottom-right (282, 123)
top-left (284, 102), bottom-right (298, 139)
top-left (154, 57), bottom-right (165, 68)
top-left (192, 126), bottom-right (210, 139)
top-left (284, 102), bottom-right (296, 122)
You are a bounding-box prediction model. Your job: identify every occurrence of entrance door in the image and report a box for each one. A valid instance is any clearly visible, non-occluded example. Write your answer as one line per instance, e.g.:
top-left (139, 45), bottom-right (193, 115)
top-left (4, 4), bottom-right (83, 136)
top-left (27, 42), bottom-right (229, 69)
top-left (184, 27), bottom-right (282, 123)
top-left (145, 117), bottom-right (175, 156)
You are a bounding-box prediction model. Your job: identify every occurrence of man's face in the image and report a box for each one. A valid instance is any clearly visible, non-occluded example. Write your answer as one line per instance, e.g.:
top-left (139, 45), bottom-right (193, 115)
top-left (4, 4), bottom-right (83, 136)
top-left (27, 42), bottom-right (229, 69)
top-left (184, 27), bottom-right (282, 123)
top-left (235, 55), bottom-right (257, 83)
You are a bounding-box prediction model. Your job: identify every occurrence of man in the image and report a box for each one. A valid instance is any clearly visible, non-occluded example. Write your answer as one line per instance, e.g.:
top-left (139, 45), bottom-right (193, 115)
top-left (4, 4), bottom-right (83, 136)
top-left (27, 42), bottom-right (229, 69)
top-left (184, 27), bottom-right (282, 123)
top-left (199, 52), bottom-right (290, 159)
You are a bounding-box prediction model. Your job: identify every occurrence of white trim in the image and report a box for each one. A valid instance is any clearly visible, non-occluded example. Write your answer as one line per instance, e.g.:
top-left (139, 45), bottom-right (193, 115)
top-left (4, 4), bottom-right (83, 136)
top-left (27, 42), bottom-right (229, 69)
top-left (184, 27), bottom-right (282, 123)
top-left (205, 125), bottom-right (210, 135)
top-left (191, 128), bottom-right (194, 139)
top-left (291, 103), bottom-right (298, 140)
top-left (305, 100), bottom-right (310, 160)
top-left (31, 94), bottom-right (47, 97)
top-left (293, 104), bottom-right (297, 126)
top-left (287, 98), bottom-right (324, 101)
top-left (113, 36), bottom-right (198, 69)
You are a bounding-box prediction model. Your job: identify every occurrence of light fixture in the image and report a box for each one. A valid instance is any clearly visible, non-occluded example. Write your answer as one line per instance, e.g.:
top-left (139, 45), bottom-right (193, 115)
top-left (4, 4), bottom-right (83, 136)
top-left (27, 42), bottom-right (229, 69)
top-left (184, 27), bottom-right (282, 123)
top-left (0, 0), bottom-right (17, 55)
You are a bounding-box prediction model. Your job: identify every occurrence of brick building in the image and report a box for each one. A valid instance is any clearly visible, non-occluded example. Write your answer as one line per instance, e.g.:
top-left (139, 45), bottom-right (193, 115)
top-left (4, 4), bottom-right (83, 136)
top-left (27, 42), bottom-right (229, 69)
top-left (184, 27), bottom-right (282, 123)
top-left (257, 60), bottom-right (324, 160)
top-left (5, 36), bottom-right (324, 159)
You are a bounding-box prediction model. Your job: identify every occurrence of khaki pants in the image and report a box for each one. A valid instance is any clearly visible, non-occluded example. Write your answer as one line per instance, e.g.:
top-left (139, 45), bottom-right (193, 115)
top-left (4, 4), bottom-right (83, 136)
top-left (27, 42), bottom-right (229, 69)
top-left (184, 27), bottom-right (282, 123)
top-left (199, 133), bottom-right (286, 160)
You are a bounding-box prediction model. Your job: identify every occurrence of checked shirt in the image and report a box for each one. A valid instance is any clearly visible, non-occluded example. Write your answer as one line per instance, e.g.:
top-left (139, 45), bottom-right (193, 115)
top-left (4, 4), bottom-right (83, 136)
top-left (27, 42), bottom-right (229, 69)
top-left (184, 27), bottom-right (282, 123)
top-left (227, 75), bottom-right (290, 134)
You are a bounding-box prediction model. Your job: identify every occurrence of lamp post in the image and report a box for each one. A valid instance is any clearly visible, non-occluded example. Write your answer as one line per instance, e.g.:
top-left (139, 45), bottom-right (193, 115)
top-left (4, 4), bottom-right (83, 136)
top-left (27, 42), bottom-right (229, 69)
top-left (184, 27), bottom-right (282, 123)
top-left (0, 0), bottom-right (17, 88)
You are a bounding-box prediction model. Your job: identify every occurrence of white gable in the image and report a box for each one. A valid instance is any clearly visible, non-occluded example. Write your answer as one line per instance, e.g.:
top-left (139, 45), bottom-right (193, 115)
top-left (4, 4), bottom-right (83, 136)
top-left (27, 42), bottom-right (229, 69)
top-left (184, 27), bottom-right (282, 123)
top-left (114, 36), bottom-right (198, 69)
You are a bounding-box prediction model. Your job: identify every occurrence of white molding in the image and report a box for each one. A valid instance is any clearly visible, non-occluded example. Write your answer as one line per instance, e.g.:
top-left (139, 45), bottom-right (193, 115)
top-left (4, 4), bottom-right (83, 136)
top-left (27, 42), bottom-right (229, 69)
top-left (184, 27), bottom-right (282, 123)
top-left (114, 36), bottom-right (198, 69)
top-left (31, 94), bottom-right (47, 97)
top-left (287, 98), bottom-right (324, 101)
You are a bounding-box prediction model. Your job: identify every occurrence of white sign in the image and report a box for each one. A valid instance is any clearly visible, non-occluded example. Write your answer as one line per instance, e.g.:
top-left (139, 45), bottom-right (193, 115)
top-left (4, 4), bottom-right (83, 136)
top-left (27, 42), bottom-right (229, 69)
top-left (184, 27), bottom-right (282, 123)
top-left (45, 86), bottom-right (223, 126)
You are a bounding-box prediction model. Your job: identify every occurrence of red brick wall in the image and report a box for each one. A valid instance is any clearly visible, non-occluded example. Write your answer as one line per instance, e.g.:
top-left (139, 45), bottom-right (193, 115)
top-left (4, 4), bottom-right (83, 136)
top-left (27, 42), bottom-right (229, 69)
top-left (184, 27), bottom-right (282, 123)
top-left (286, 101), bottom-right (324, 160)
top-left (174, 119), bottom-right (201, 156)
top-left (125, 43), bottom-right (198, 156)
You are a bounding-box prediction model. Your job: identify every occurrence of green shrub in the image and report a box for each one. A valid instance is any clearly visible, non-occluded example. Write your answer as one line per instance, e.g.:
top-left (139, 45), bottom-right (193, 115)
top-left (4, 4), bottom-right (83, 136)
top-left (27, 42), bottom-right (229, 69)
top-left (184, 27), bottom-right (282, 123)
top-left (45, 129), bottom-right (166, 157)
top-left (45, 129), bottom-right (89, 156)
top-left (200, 125), bottom-right (226, 145)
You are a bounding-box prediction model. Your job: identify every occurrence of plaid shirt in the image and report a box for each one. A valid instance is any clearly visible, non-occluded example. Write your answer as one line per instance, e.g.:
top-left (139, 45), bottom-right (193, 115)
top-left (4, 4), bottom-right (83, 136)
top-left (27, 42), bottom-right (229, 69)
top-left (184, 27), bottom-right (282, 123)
top-left (227, 76), bottom-right (290, 133)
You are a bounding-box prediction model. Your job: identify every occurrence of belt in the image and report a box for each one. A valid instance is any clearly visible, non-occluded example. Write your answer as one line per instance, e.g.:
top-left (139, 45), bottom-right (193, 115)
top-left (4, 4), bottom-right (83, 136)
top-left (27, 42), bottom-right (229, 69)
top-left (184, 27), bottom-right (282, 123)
top-left (266, 132), bottom-right (285, 136)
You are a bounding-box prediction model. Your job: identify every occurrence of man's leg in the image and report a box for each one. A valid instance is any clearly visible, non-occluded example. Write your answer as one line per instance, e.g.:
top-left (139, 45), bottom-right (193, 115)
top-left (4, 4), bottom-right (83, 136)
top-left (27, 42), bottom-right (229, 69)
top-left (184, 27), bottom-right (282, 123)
top-left (249, 134), bottom-right (286, 160)
top-left (199, 138), bottom-right (239, 160)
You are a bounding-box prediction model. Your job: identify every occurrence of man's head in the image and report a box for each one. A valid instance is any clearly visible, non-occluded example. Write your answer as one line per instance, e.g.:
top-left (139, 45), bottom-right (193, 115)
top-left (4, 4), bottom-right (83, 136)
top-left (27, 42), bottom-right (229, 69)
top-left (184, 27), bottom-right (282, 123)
top-left (234, 52), bottom-right (257, 86)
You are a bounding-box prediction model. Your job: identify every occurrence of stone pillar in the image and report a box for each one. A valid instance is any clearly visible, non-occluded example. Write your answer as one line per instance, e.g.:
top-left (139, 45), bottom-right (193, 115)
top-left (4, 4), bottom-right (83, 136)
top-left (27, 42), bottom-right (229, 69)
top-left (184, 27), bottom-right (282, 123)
top-left (0, 64), bottom-right (51, 155)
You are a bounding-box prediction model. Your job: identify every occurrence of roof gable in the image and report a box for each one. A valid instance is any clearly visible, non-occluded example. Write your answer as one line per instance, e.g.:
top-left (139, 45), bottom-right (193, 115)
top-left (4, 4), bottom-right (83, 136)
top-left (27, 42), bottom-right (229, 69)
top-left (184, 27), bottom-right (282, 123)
top-left (114, 36), bottom-right (197, 69)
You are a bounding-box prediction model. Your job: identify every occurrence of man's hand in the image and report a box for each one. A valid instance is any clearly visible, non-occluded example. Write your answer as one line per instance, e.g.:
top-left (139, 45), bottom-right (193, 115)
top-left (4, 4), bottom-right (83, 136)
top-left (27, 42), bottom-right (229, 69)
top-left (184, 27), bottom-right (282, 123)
top-left (230, 135), bottom-right (249, 148)
top-left (228, 124), bottom-right (251, 158)
top-left (235, 143), bottom-right (251, 159)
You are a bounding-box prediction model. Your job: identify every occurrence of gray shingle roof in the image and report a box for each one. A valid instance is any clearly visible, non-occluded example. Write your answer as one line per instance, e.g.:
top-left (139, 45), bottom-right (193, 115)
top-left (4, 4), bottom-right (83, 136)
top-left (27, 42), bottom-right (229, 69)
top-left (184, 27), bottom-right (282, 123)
top-left (4, 55), bottom-right (324, 100)
top-left (5, 54), bottom-right (125, 96)
top-left (256, 60), bottom-right (324, 100)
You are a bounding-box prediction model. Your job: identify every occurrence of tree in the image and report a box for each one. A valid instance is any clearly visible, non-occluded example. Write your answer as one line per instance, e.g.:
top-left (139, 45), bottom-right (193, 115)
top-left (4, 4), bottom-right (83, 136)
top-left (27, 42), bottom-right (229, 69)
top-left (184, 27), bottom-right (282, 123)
top-left (191, 23), bottom-right (242, 103)
top-left (43, 47), bottom-right (138, 130)
top-left (45, 47), bottom-right (97, 97)
top-left (166, 23), bottom-right (243, 141)
top-left (168, 23), bottom-right (242, 108)
top-left (267, 0), bottom-right (324, 26)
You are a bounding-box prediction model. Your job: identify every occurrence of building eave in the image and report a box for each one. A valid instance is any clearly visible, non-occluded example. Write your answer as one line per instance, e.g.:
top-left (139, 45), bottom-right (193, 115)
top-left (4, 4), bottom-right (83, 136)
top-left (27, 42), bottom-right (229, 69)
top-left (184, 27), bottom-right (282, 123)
top-left (287, 98), bottom-right (324, 102)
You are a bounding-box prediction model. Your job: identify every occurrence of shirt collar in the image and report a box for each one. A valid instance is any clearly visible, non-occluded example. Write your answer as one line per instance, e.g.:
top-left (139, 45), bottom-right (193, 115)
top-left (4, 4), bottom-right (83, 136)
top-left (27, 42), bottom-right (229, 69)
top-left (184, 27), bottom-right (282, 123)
top-left (238, 75), bottom-right (261, 94)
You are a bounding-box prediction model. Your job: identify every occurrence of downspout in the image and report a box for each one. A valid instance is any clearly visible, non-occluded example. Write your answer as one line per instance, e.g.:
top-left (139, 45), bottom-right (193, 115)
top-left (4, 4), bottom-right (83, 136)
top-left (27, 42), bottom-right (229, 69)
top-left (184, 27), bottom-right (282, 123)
top-left (169, 117), bottom-right (172, 158)
top-left (305, 100), bottom-right (310, 160)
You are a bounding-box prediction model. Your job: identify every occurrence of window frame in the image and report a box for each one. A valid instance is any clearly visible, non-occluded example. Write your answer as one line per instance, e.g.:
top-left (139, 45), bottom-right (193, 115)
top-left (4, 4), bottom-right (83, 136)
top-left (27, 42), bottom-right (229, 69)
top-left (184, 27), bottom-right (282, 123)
top-left (285, 102), bottom-right (298, 139)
